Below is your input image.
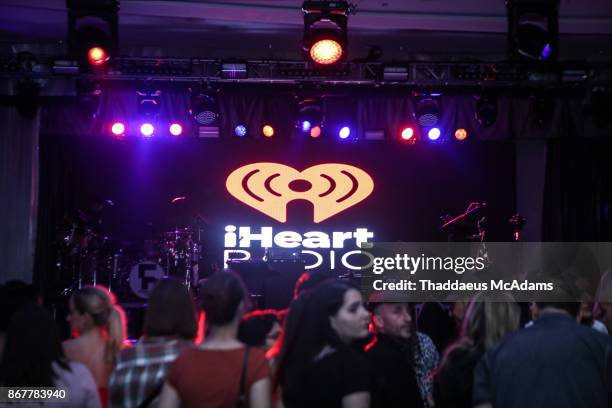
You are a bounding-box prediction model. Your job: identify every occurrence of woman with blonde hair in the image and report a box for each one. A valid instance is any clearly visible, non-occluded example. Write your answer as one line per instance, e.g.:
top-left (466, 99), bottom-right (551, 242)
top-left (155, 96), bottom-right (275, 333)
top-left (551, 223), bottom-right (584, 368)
top-left (63, 286), bottom-right (126, 407)
top-left (433, 292), bottom-right (520, 408)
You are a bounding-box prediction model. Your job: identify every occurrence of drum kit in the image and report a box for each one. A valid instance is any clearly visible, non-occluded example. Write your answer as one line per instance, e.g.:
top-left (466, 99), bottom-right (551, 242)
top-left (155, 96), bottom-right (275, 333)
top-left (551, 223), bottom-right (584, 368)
top-left (57, 198), bottom-right (204, 302)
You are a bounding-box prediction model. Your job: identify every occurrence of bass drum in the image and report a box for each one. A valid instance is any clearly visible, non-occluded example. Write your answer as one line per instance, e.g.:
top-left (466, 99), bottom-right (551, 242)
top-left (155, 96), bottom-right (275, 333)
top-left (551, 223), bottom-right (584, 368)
top-left (128, 261), bottom-right (166, 299)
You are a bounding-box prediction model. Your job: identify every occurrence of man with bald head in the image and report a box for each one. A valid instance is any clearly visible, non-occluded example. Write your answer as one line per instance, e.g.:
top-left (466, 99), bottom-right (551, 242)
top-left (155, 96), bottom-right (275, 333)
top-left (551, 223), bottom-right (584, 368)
top-left (366, 301), bottom-right (438, 408)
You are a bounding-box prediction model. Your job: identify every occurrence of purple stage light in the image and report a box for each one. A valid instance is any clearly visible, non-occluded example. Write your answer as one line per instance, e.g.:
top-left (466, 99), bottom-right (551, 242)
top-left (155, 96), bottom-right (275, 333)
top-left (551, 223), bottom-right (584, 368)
top-left (339, 126), bottom-right (351, 139)
top-left (140, 123), bottom-right (154, 137)
top-left (540, 44), bottom-right (552, 60)
top-left (428, 127), bottom-right (441, 141)
top-left (234, 125), bottom-right (247, 137)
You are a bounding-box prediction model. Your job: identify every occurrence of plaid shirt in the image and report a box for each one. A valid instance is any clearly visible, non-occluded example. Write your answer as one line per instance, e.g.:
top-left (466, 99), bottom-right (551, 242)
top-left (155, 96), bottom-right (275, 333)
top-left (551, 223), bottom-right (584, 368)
top-left (108, 337), bottom-right (193, 408)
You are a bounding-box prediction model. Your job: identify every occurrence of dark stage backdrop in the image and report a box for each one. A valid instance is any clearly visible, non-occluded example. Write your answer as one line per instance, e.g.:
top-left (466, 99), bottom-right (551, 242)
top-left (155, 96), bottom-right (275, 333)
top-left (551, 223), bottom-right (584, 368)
top-left (35, 133), bottom-right (516, 298)
top-left (543, 138), bottom-right (612, 241)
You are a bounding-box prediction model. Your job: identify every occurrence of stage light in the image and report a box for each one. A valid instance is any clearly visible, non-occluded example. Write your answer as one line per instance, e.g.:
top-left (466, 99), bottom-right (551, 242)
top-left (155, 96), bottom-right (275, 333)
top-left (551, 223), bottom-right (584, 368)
top-left (310, 126), bottom-right (322, 138)
top-left (455, 128), bottom-right (468, 141)
top-left (87, 47), bottom-right (108, 66)
top-left (111, 122), bottom-right (125, 136)
top-left (310, 40), bottom-right (343, 65)
top-left (302, 1), bottom-right (350, 66)
top-left (169, 123), bottom-right (183, 136)
top-left (196, 111), bottom-right (217, 125)
top-left (475, 95), bottom-right (498, 127)
top-left (339, 126), bottom-right (350, 139)
top-left (296, 97), bottom-right (323, 133)
top-left (415, 97), bottom-right (441, 127)
top-left (235, 125), bottom-right (247, 137)
top-left (262, 125), bottom-right (274, 138)
top-left (400, 127), bottom-right (415, 141)
top-left (140, 123), bottom-right (154, 137)
top-left (67, 0), bottom-right (119, 70)
top-left (190, 89), bottom-right (219, 126)
top-left (221, 61), bottom-right (248, 79)
top-left (507, 0), bottom-right (559, 61)
top-left (137, 86), bottom-right (161, 118)
top-left (382, 65), bottom-right (409, 82)
top-left (428, 128), bottom-right (441, 141)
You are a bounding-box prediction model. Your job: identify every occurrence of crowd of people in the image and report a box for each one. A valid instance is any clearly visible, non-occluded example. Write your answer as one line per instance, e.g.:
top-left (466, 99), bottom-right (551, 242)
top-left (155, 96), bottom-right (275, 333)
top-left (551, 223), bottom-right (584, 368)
top-left (1, 270), bottom-right (612, 408)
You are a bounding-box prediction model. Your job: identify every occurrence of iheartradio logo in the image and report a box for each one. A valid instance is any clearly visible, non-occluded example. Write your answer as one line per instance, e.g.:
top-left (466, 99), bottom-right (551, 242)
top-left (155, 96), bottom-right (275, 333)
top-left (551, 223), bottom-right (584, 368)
top-left (226, 163), bottom-right (374, 223)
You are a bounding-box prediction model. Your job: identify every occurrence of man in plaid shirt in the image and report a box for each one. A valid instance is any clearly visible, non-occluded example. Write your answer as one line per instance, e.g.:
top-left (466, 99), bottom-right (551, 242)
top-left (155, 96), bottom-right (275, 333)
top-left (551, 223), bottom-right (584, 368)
top-left (109, 279), bottom-right (198, 408)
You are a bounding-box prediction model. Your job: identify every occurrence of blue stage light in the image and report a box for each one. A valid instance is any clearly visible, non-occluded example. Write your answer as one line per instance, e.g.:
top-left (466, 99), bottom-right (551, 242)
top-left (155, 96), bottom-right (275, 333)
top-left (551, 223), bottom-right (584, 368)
top-left (428, 127), bottom-right (441, 141)
top-left (339, 126), bottom-right (351, 139)
top-left (234, 125), bottom-right (247, 137)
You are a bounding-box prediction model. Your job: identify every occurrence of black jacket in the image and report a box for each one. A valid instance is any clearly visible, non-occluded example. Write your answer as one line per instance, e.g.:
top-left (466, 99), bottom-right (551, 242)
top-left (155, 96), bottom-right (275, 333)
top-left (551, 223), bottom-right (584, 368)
top-left (365, 334), bottom-right (423, 408)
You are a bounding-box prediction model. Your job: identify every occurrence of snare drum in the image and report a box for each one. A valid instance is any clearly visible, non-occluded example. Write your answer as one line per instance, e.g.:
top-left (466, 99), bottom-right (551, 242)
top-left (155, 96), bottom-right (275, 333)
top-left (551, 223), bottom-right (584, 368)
top-left (128, 261), bottom-right (165, 299)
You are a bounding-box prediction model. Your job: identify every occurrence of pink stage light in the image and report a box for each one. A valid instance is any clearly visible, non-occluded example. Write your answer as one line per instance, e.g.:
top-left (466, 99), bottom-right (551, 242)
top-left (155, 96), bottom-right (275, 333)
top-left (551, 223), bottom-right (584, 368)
top-left (169, 123), bottom-right (183, 136)
top-left (111, 122), bottom-right (125, 136)
top-left (400, 127), bottom-right (414, 141)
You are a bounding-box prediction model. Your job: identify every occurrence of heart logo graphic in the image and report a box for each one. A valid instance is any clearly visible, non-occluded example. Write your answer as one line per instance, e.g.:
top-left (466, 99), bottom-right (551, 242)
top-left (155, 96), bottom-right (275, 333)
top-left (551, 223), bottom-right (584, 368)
top-left (226, 163), bottom-right (374, 223)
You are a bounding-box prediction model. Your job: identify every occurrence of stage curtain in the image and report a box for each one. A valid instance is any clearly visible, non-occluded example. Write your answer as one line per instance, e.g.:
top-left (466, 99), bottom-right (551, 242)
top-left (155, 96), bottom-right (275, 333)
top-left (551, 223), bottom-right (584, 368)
top-left (35, 85), bottom-right (601, 143)
top-left (542, 137), bottom-right (612, 241)
top-left (0, 106), bottom-right (39, 284)
top-left (32, 132), bottom-right (78, 297)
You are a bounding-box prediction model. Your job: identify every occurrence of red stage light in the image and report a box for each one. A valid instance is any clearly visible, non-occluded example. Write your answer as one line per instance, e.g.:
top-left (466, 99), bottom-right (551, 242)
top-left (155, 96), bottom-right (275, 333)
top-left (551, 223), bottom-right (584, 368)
top-left (87, 47), bottom-right (108, 66)
top-left (400, 127), bottom-right (415, 141)
top-left (310, 126), bottom-right (322, 138)
top-left (455, 128), bottom-right (468, 141)
top-left (310, 39), bottom-right (343, 65)
top-left (111, 122), bottom-right (125, 136)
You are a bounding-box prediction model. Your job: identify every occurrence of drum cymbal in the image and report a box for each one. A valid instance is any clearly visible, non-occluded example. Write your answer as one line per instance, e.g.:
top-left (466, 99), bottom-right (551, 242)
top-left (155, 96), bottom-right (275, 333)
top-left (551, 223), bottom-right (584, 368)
top-left (163, 227), bottom-right (193, 237)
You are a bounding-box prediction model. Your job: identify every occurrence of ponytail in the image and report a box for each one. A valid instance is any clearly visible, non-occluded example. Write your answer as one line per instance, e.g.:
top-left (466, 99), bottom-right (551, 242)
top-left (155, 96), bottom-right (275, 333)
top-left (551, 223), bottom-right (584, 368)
top-left (71, 286), bottom-right (126, 364)
top-left (105, 305), bottom-right (126, 365)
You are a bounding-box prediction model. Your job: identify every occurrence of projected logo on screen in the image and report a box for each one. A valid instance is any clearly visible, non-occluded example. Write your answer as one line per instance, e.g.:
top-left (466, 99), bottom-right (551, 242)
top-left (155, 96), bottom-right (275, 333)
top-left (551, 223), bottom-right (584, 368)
top-left (224, 162), bottom-right (375, 270)
top-left (226, 162), bottom-right (374, 223)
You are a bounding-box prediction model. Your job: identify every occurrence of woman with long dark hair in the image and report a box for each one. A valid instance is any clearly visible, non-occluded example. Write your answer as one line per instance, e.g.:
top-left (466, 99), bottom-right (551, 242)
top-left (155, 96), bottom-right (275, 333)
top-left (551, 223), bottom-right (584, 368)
top-left (159, 272), bottom-right (271, 408)
top-left (0, 303), bottom-right (101, 407)
top-left (276, 280), bottom-right (372, 408)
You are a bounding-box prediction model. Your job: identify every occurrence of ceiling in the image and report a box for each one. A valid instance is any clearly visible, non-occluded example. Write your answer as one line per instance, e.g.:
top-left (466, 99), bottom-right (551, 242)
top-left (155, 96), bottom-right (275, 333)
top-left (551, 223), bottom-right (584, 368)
top-left (1, 0), bottom-right (611, 60)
